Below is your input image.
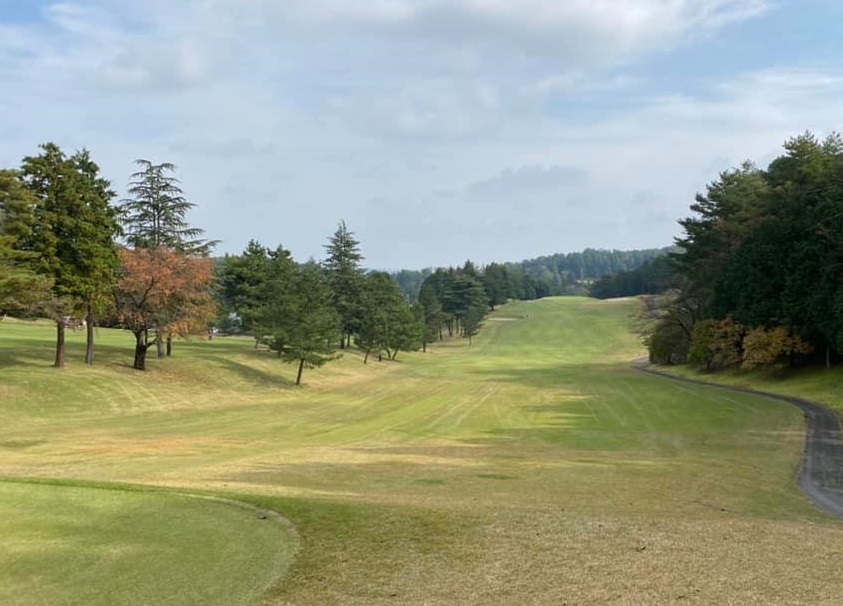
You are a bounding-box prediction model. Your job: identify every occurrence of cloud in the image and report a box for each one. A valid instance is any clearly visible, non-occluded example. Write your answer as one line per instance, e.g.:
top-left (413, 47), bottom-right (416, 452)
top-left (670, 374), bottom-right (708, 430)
top-left (5, 0), bottom-right (842, 271)
top-left (468, 165), bottom-right (588, 198)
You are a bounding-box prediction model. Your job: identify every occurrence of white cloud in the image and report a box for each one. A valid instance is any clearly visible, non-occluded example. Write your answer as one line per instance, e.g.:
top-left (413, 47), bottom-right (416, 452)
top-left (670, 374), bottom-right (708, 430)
top-left (7, 0), bottom-right (843, 270)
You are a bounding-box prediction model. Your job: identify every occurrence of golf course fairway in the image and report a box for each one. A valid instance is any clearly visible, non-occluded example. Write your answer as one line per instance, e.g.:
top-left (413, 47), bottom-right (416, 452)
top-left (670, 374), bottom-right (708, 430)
top-left (1, 297), bottom-right (842, 605)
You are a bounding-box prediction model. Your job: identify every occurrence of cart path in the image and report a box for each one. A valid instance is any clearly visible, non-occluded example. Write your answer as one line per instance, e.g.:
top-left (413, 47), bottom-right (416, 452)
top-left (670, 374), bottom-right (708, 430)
top-left (635, 362), bottom-right (843, 519)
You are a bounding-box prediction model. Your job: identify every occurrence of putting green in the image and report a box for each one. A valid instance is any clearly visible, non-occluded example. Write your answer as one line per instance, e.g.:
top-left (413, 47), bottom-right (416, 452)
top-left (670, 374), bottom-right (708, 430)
top-left (0, 482), bottom-right (296, 606)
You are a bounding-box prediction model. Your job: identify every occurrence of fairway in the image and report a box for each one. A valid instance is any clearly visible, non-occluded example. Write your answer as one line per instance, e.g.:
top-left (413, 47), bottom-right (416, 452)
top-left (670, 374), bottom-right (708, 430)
top-left (2, 298), bottom-right (843, 605)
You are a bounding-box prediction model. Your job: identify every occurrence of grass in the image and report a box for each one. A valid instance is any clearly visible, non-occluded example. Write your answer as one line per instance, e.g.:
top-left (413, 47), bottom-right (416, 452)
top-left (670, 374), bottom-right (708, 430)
top-left (1, 299), bottom-right (843, 605)
top-left (0, 481), bottom-right (296, 606)
top-left (659, 359), bottom-right (843, 413)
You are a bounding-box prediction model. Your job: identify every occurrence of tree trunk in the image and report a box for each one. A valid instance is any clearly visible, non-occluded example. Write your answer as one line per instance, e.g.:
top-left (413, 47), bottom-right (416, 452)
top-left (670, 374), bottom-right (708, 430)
top-left (85, 303), bottom-right (95, 366)
top-left (391, 350), bottom-right (398, 361)
top-left (166, 336), bottom-right (173, 357)
top-left (364, 349), bottom-right (370, 364)
top-left (423, 341), bottom-right (427, 353)
top-left (54, 320), bottom-right (66, 369)
top-left (827, 346), bottom-right (831, 370)
top-left (296, 358), bottom-right (305, 386)
top-left (156, 329), bottom-right (165, 358)
top-left (339, 333), bottom-right (346, 349)
top-left (133, 330), bottom-right (149, 371)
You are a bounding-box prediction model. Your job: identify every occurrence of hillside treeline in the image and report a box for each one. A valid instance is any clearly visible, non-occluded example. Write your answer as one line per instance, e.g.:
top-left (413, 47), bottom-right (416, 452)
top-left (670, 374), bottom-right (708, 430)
top-left (589, 255), bottom-right (678, 299)
top-left (395, 247), bottom-right (669, 302)
top-left (649, 132), bottom-right (843, 370)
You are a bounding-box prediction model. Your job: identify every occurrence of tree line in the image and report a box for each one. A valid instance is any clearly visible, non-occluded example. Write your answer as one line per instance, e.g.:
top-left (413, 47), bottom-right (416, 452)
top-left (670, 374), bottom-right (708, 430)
top-left (647, 132), bottom-right (843, 371)
top-left (0, 145), bottom-right (218, 371)
top-left (214, 225), bottom-right (499, 378)
top-left (1, 144), bottom-right (489, 384)
top-left (589, 254), bottom-right (678, 300)
top-left (393, 247), bottom-right (670, 302)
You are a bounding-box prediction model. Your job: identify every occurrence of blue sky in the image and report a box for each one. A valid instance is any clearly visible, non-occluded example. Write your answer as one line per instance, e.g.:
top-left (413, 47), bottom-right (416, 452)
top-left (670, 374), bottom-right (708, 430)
top-left (1, 1), bottom-right (841, 268)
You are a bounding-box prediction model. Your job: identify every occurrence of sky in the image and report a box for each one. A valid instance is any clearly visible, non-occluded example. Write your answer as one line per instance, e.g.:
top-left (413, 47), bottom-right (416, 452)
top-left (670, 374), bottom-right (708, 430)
top-left (1, 1), bottom-right (841, 269)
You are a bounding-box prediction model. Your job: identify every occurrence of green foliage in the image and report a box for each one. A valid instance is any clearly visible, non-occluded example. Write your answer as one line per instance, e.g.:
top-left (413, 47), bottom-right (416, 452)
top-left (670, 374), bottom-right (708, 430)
top-left (419, 266), bottom-right (489, 338)
top-left (323, 221), bottom-right (364, 348)
top-left (687, 319), bottom-right (716, 369)
top-left (215, 240), bottom-right (275, 336)
top-left (277, 263), bottom-right (341, 385)
top-left (590, 255), bottom-right (678, 299)
top-left (358, 272), bottom-right (420, 361)
top-left (11, 144), bottom-right (121, 366)
top-left (650, 131), bottom-right (843, 369)
top-left (18, 144), bottom-right (121, 305)
top-left (119, 160), bottom-right (215, 255)
top-left (461, 305), bottom-right (485, 345)
top-left (0, 170), bottom-right (52, 312)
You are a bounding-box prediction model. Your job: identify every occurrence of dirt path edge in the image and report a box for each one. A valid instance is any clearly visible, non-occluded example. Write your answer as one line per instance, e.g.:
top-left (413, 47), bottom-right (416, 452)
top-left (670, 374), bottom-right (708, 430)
top-left (634, 360), bottom-right (843, 520)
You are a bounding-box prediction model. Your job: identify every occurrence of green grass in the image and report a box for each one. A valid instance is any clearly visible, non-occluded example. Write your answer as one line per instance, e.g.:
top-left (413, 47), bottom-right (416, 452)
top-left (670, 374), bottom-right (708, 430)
top-left (0, 481), bottom-right (296, 606)
top-left (2, 299), bottom-right (843, 605)
top-left (660, 359), bottom-right (843, 413)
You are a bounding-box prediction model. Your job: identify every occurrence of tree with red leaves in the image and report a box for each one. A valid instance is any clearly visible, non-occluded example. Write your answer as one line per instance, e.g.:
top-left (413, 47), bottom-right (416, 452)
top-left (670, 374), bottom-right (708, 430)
top-left (114, 247), bottom-right (216, 370)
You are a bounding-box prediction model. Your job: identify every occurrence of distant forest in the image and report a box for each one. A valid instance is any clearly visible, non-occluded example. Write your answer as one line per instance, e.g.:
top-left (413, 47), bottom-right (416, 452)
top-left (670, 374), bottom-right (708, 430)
top-left (392, 247), bottom-right (671, 303)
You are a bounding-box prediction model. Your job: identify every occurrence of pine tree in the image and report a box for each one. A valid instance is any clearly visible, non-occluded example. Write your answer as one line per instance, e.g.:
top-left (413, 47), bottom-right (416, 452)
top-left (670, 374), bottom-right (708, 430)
top-left (119, 160), bottom-right (214, 255)
top-left (323, 220), bottom-right (364, 349)
top-left (280, 263), bottom-right (341, 386)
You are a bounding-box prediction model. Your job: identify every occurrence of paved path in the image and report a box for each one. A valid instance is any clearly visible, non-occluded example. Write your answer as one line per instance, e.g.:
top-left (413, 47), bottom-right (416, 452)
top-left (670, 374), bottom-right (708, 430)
top-left (635, 362), bottom-right (843, 519)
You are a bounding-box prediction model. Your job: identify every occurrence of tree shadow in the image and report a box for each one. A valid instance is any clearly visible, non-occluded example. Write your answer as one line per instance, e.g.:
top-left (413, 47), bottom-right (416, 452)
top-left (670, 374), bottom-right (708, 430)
top-left (205, 354), bottom-right (296, 388)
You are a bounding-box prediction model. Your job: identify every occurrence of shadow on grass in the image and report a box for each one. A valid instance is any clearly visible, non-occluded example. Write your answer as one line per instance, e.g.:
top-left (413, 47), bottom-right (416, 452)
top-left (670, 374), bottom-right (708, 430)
top-left (205, 353), bottom-right (295, 388)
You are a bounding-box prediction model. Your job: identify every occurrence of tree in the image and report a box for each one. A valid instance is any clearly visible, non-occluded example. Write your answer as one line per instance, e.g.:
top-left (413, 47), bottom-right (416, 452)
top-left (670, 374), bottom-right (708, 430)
top-left (16, 144), bottom-right (121, 368)
top-left (69, 150), bottom-right (122, 366)
top-left (114, 247), bottom-right (216, 371)
top-left (462, 304), bottom-right (485, 345)
top-left (278, 263), bottom-right (341, 385)
top-left (323, 221), bottom-right (364, 349)
top-left (742, 326), bottom-right (812, 370)
top-left (483, 263), bottom-right (511, 310)
top-left (119, 160), bottom-right (214, 254)
top-left (0, 170), bottom-right (51, 313)
top-left (119, 159), bottom-right (216, 357)
top-left (358, 272), bottom-right (420, 363)
top-left (215, 240), bottom-right (274, 342)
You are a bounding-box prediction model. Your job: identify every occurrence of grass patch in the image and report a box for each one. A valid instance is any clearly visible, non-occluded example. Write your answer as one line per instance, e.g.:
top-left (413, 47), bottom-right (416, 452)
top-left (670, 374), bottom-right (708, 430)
top-left (661, 362), bottom-right (843, 413)
top-left (0, 481), bottom-right (296, 606)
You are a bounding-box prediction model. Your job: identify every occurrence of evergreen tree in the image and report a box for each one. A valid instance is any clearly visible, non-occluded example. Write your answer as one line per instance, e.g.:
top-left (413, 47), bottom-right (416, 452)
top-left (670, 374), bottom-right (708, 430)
top-left (358, 272), bottom-right (419, 362)
top-left (216, 240), bottom-right (274, 341)
top-left (119, 160), bottom-right (214, 254)
top-left (0, 170), bottom-right (51, 312)
top-left (280, 263), bottom-right (341, 386)
top-left (323, 220), bottom-right (364, 349)
top-left (16, 144), bottom-right (121, 368)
